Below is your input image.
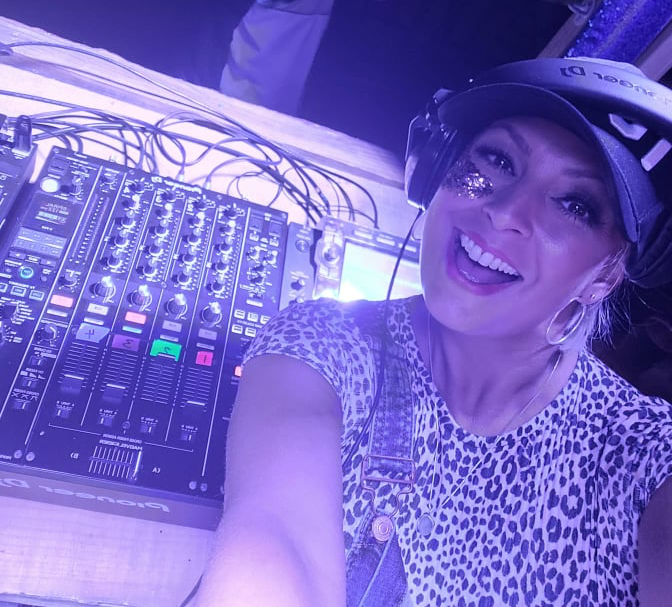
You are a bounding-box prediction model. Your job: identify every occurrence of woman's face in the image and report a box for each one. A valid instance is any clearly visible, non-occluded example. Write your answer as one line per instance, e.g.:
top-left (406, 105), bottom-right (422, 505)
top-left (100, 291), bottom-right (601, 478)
top-left (421, 116), bottom-right (625, 340)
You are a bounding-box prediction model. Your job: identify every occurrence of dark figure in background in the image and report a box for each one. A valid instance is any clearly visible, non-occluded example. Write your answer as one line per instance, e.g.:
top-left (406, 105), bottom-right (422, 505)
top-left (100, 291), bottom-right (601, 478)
top-left (194, 58), bottom-right (672, 606)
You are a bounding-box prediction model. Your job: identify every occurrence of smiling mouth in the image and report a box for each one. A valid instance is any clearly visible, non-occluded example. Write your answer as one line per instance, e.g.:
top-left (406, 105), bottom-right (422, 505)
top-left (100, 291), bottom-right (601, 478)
top-left (453, 232), bottom-right (522, 285)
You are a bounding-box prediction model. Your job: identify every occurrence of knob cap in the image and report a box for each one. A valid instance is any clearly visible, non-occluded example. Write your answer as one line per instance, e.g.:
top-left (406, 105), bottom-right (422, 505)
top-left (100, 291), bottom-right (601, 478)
top-left (210, 279), bottom-right (226, 294)
top-left (201, 301), bottom-right (222, 325)
top-left (166, 293), bottom-right (188, 316)
top-left (130, 284), bottom-right (152, 307)
top-left (93, 276), bottom-right (115, 298)
top-left (176, 269), bottom-right (192, 285)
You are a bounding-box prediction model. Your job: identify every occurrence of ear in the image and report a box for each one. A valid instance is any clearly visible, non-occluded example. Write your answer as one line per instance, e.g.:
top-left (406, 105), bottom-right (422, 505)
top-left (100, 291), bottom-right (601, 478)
top-left (577, 253), bottom-right (627, 305)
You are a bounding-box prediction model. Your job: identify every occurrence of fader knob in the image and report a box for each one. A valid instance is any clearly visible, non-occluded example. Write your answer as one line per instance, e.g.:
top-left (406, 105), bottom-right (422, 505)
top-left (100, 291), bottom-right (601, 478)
top-left (166, 293), bottom-right (188, 316)
top-left (93, 275), bottom-right (115, 298)
top-left (201, 301), bottom-right (222, 325)
top-left (130, 284), bottom-right (152, 307)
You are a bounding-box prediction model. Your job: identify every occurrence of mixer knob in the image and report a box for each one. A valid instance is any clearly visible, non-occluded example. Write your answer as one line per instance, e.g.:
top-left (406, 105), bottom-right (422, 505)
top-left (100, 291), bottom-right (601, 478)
top-left (130, 284), bottom-right (152, 307)
top-left (201, 301), bottom-right (222, 325)
top-left (147, 243), bottom-right (163, 257)
top-left (176, 269), bottom-right (192, 285)
top-left (129, 181), bottom-right (145, 194)
top-left (215, 238), bottom-right (234, 255)
top-left (291, 278), bottom-right (306, 290)
top-left (224, 206), bottom-right (238, 219)
top-left (191, 212), bottom-right (206, 228)
top-left (186, 232), bottom-right (201, 246)
top-left (220, 220), bottom-right (236, 236)
top-left (157, 203), bottom-right (173, 219)
top-left (212, 260), bottom-right (229, 274)
top-left (162, 190), bottom-right (177, 203)
top-left (112, 235), bottom-right (129, 249)
top-left (195, 198), bottom-right (207, 211)
top-left (36, 323), bottom-right (58, 343)
top-left (104, 251), bottom-right (123, 270)
top-left (210, 279), bottom-right (226, 294)
top-left (119, 215), bottom-right (135, 229)
top-left (250, 272), bottom-right (264, 285)
top-left (181, 252), bottom-right (196, 265)
top-left (152, 225), bottom-right (169, 238)
top-left (59, 273), bottom-right (78, 289)
top-left (93, 275), bottom-right (116, 298)
top-left (166, 293), bottom-right (188, 316)
top-left (140, 259), bottom-right (158, 277)
top-left (122, 198), bottom-right (140, 211)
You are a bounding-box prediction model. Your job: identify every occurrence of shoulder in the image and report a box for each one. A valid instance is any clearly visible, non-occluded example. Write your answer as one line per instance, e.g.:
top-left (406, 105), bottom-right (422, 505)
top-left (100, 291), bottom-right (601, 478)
top-left (582, 351), bottom-right (672, 506)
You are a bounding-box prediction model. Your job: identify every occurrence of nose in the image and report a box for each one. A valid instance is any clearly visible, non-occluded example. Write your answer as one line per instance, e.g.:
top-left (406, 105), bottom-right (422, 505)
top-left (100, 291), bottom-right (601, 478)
top-left (481, 181), bottom-right (535, 236)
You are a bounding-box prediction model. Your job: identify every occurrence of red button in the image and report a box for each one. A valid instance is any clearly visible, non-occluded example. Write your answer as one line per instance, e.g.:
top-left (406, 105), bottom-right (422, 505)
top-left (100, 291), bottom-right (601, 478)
top-left (195, 351), bottom-right (213, 366)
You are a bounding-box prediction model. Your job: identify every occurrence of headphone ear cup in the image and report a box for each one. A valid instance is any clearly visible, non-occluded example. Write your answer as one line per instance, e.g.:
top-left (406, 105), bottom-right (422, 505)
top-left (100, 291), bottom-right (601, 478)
top-left (406, 128), bottom-right (463, 210)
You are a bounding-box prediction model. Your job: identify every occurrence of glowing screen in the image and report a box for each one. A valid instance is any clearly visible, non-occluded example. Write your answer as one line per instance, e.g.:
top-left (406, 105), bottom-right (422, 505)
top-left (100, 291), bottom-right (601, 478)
top-left (338, 242), bottom-right (422, 302)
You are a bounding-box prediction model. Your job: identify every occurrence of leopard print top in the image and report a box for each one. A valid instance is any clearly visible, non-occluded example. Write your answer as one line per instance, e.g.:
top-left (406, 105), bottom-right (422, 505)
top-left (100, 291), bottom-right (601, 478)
top-left (242, 296), bottom-right (672, 606)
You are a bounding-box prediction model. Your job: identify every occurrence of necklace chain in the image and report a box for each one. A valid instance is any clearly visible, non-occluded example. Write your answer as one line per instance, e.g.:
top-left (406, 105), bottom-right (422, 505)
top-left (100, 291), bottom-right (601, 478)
top-left (418, 311), bottom-right (562, 536)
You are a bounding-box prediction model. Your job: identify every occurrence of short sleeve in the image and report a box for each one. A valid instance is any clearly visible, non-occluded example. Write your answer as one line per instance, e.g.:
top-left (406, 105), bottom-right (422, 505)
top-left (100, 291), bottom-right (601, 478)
top-left (242, 299), bottom-right (377, 419)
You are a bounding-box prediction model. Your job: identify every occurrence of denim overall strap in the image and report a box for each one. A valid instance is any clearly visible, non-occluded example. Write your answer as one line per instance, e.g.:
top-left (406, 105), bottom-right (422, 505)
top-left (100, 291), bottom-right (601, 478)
top-left (345, 301), bottom-right (414, 607)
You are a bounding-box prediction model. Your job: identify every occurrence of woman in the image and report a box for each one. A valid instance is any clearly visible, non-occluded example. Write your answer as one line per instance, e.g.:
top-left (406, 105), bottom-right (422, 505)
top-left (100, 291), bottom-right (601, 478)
top-left (195, 58), bottom-right (672, 606)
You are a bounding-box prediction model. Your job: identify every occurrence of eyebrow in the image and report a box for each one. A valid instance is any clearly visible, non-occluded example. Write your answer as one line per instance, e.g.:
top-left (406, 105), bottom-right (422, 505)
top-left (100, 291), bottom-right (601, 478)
top-left (491, 122), bottom-right (608, 184)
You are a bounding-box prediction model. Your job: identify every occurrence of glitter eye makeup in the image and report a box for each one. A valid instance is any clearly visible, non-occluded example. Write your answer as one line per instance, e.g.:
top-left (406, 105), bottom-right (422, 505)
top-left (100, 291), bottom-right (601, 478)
top-left (441, 156), bottom-right (494, 199)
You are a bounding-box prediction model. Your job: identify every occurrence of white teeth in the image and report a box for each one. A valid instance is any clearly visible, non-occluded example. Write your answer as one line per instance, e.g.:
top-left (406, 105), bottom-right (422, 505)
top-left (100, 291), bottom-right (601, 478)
top-left (459, 233), bottom-right (520, 277)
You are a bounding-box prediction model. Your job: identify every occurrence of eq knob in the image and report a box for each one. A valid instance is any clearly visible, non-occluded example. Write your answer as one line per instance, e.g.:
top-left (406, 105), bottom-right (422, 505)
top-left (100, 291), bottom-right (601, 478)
top-left (122, 198), bottom-right (140, 211)
top-left (201, 301), bottom-right (222, 325)
top-left (186, 231), bottom-right (201, 246)
top-left (212, 259), bottom-right (229, 274)
top-left (140, 259), bottom-right (158, 278)
top-left (104, 251), bottom-right (123, 270)
top-left (147, 243), bottom-right (163, 257)
top-left (130, 284), bottom-right (152, 307)
top-left (112, 235), bottom-right (129, 249)
top-left (152, 224), bottom-right (169, 238)
top-left (191, 212), bottom-right (205, 228)
top-left (36, 323), bottom-right (58, 343)
top-left (176, 269), bottom-right (193, 285)
top-left (119, 215), bottom-right (135, 229)
top-left (210, 279), bottom-right (226, 294)
top-left (93, 275), bottom-right (115, 298)
top-left (215, 238), bottom-right (234, 255)
top-left (166, 293), bottom-right (188, 317)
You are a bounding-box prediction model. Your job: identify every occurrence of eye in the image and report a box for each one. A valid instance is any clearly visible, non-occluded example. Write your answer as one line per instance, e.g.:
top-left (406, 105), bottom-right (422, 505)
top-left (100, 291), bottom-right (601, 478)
top-left (554, 194), bottom-right (603, 227)
top-left (474, 144), bottom-right (516, 176)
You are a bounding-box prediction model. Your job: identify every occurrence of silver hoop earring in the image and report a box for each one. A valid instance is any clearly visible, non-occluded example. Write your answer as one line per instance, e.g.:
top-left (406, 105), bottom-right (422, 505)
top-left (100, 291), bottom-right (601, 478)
top-left (545, 298), bottom-right (587, 346)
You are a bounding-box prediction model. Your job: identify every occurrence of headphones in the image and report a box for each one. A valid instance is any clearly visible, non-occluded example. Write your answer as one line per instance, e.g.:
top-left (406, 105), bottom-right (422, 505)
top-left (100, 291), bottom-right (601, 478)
top-left (405, 57), bottom-right (672, 288)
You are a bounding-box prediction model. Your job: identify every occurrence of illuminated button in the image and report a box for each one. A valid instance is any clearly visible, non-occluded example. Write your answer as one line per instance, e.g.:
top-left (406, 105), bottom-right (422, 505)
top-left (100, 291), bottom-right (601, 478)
top-left (87, 302), bottom-right (109, 316)
top-left (234, 365), bottom-right (243, 378)
top-left (75, 323), bottom-right (110, 343)
top-left (111, 334), bottom-right (140, 351)
top-left (231, 324), bottom-right (243, 334)
top-left (233, 309), bottom-right (245, 319)
top-left (0, 283), bottom-right (7, 293)
top-left (150, 339), bottom-right (182, 362)
top-left (10, 285), bottom-right (27, 297)
top-left (51, 294), bottom-right (74, 308)
top-left (247, 312), bottom-right (259, 322)
top-left (124, 310), bottom-right (147, 325)
top-left (162, 320), bottom-right (182, 332)
top-left (244, 327), bottom-right (257, 338)
top-left (122, 325), bottom-right (143, 334)
top-left (195, 351), bottom-right (214, 367)
top-left (19, 266), bottom-right (34, 280)
top-left (29, 290), bottom-right (45, 301)
top-left (260, 315), bottom-right (270, 324)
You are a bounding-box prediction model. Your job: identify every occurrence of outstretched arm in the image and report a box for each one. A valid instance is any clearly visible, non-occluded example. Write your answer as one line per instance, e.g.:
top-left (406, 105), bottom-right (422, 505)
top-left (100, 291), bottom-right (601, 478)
top-left (194, 354), bottom-right (346, 607)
